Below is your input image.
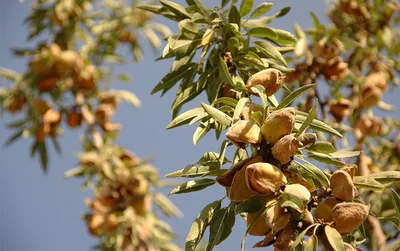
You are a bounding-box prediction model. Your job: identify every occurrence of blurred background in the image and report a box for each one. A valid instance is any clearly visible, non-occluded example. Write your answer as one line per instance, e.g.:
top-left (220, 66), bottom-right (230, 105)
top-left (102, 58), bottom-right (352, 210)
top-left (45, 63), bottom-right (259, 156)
top-left (0, 1), bottom-right (376, 250)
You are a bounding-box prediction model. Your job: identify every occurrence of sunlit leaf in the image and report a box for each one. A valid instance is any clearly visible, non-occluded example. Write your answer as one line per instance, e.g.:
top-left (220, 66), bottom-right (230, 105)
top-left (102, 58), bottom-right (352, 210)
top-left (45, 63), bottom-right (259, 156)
top-left (249, 2), bottom-right (273, 18)
top-left (169, 178), bottom-right (216, 195)
top-left (166, 107), bottom-right (204, 129)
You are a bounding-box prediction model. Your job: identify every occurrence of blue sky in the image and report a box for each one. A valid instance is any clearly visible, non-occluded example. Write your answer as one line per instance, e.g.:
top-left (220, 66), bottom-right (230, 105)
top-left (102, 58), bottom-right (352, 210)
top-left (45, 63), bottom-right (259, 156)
top-left (0, 1), bottom-right (376, 251)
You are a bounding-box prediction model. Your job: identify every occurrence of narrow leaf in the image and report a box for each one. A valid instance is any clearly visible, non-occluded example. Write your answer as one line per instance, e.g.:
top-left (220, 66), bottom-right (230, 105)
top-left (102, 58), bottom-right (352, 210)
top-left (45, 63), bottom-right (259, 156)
top-left (239, 0), bottom-right (253, 16)
top-left (167, 107), bottom-right (204, 129)
top-left (154, 192), bottom-right (184, 218)
top-left (201, 102), bottom-right (232, 126)
top-left (219, 56), bottom-right (235, 88)
top-left (249, 2), bottom-right (273, 18)
top-left (391, 189), bottom-right (400, 219)
top-left (185, 199), bottom-right (223, 251)
top-left (276, 84), bottom-right (316, 109)
top-left (295, 101), bottom-right (316, 137)
top-left (324, 225), bottom-right (344, 251)
top-left (232, 97), bottom-right (250, 122)
top-left (254, 41), bottom-right (287, 67)
top-left (169, 178), bottom-right (216, 195)
top-left (353, 176), bottom-right (385, 191)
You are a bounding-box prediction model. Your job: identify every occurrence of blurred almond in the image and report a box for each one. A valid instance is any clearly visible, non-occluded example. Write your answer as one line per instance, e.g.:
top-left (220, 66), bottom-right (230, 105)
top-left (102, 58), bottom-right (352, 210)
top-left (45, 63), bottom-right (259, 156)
top-left (297, 132), bottom-right (317, 148)
top-left (361, 85), bottom-right (382, 108)
top-left (365, 72), bottom-right (387, 91)
top-left (38, 75), bottom-right (58, 92)
top-left (329, 99), bottom-right (352, 122)
top-left (131, 195), bottom-right (152, 217)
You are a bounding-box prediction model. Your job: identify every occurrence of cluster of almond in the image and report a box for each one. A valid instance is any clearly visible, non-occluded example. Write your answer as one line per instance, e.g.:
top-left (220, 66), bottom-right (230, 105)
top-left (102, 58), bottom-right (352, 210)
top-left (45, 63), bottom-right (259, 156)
top-left (215, 69), bottom-right (309, 249)
top-left (216, 156), bottom-right (314, 250)
top-left (329, 0), bottom-right (399, 39)
top-left (214, 68), bottom-right (371, 250)
top-left (329, 70), bottom-right (389, 123)
top-left (82, 150), bottom-right (158, 250)
top-left (29, 43), bottom-right (96, 93)
top-left (316, 165), bottom-right (370, 236)
top-left (286, 37), bottom-right (348, 86)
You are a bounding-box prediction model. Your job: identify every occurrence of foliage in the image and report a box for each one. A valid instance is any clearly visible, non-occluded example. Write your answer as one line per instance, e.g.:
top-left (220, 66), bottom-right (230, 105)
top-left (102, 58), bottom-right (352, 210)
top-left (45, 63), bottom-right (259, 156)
top-left (149, 0), bottom-right (400, 250)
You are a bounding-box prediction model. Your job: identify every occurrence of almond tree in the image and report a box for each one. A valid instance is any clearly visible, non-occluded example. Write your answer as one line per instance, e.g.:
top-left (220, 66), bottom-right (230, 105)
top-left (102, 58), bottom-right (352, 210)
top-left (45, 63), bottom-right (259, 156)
top-left (144, 0), bottom-right (400, 250)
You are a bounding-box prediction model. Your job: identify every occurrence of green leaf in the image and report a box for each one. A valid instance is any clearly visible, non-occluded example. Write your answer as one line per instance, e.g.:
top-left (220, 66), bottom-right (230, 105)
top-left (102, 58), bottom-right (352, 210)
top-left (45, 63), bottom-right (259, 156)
top-left (7, 119), bottom-right (28, 128)
top-left (239, 0), bottom-right (253, 16)
top-left (152, 63), bottom-right (197, 95)
top-left (109, 89), bottom-right (141, 107)
top-left (248, 27), bottom-right (277, 40)
top-left (193, 121), bottom-right (209, 145)
top-left (154, 192), bottom-right (184, 218)
top-left (160, 0), bottom-right (191, 18)
top-left (249, 2), bottom-right (273, 18)
top-left (310, 11), bottom-right (321, 30)
top-left (213, 97), bottom-right (238, 107)
top-left (229, 5), bottom-right (241, 26)
top-left (271, 29), bottom-right (297, 45)
top-left (324, 225), bottom-right (344, 251)
top-left (232, 97), bottom-right (250, 122)
top-left (165, 165), bottom-right (214, 178)
top-left (378, 216), bottom-right (400, 229)
top-left (193, 0), bottom-right (209, 17)
top-left (295, 111), bottom-right (342, 137)
top-left (381, 240), bottom-right (400, 251)
top-left (267, 95), bottom-right (279, 107)
top-left (250, 85), bottom-right (268, 108)
top-left (185, 199), bottom-right (223, 251)
top-left (169, 178), bottom-right (216, 195)
top-left (190, 112), bottom-right (208, 125)
top-left (171, 81), bottom-right (205, 112)
top-left (241, 205), bottom-right (269, 251)
top-left (276, 84), bottom-right (316, 109)
top-left (368, 171), bottom-right (400, 185)
top-left (307, 141), bottom-right (336, 154)
top-left (235, 198), bottom-right (263, 214)
top-left (254, 41), bottom-right (287, 67)
top-left (293, 160), bottom-right (330, 189)
top-left (353, 176), bottom-right (385, 192)
top-left (166, 107), bottom-right (204, 129)
top-left (201, 102), bottom-right (232, 126)
top-left (275, 6), bottom-right (290, 18)
top-left (290, 223), bottom-right (319, 250)
top-left (279, 193), bottom-right (305, 212)
top-left (4, 130), bottom-right (24, 146)
top-left (38, 142), bottom-right (48, 173)
top-left (391, 189), bottom-right (400, 219)
top-left (295, 101), bottom-right (316, 137)
top-left (308, 152), bottom-right (345, 168)
top-left (219, 56), bottom-right (235, 88)
top-left (304, 235), bottom-right (318, 251)
top-left (207, 207), bottom-right (228, 251)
